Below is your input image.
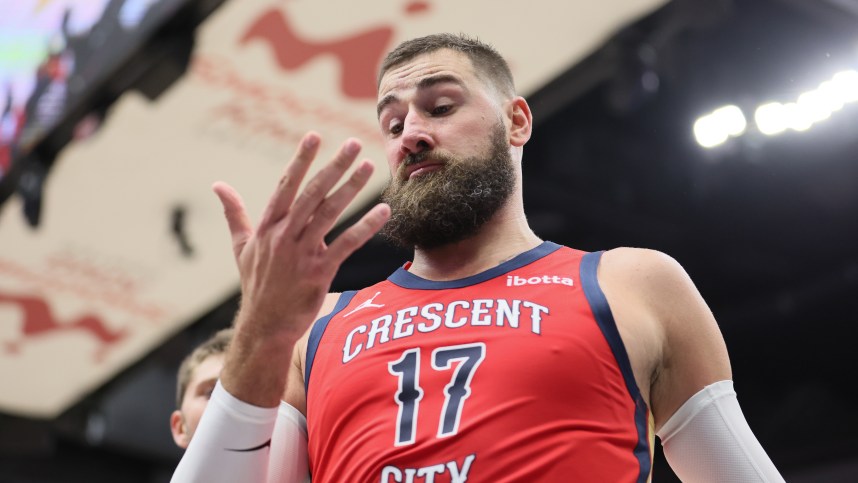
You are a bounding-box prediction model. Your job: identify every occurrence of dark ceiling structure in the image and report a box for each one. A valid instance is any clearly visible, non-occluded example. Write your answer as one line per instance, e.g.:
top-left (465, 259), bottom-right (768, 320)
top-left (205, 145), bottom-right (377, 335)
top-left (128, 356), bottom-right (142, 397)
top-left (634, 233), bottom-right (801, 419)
top-left (2, 0), bottom-right (857, 481)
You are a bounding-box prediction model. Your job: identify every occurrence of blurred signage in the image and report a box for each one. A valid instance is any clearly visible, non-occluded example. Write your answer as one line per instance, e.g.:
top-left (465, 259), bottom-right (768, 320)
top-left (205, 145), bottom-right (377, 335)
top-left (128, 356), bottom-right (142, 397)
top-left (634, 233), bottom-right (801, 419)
top-left (0, 0), bottom-right (187, 198)
top-left (0, 0), bottom-right (665, 417)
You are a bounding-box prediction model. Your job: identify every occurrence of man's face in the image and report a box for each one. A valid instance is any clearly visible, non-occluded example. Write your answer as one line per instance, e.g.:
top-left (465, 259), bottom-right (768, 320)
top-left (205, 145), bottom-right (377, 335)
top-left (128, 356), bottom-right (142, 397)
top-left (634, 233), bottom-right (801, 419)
top-left (379, 122), bottom-right (515, 249)
top-left (170, 353), bottom-right (225, 449)
top-left (376, 49), bottom-right (516, 248)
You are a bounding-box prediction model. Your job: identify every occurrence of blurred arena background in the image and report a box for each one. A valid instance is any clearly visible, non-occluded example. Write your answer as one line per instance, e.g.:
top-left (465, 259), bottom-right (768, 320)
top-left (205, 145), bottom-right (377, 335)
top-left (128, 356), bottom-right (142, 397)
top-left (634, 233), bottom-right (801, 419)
top-left (1, 0), bottom-right (856, 481)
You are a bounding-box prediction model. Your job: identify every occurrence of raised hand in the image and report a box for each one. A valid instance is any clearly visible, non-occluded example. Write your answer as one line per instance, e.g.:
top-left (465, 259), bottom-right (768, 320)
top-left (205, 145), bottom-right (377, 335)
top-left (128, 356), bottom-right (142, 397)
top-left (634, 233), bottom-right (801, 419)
top-left (213, 132), bottom-right (390, 406)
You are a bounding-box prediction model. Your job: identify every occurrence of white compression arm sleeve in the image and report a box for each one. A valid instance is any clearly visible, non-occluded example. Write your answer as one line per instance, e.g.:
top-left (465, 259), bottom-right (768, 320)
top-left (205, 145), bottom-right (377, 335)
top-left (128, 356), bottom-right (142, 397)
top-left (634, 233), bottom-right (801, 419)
top-left (269, 401), bottom-right (310, 483)
top-left (656, 380), bottom-right (784, 482)
top-left (171, 380), bottom-right (309, 483)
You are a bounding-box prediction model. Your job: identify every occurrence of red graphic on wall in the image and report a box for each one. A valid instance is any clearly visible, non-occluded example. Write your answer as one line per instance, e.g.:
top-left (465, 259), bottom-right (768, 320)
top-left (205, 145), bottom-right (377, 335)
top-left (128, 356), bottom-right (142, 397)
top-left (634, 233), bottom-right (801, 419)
top-left (240, 2), bottom-right (432, 100)
top-left (405, 1), bottom-right (431, 14)
top-left (1, 292), bottom-right (128, 362)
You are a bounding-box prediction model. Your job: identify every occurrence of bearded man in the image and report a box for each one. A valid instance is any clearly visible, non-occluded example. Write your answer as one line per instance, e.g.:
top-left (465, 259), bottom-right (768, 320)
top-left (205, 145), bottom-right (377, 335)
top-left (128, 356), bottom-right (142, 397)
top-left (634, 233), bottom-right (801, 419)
top-left (173, 34), bottom-right (783, 483)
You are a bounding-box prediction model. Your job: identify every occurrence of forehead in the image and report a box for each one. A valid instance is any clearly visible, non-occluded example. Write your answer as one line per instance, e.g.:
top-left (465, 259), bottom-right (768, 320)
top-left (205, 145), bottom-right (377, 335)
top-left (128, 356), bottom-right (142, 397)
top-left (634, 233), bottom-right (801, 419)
top-left (378, 49), bottom-right (481, 97)
top-left (188, 353), bottom-right (224, 387)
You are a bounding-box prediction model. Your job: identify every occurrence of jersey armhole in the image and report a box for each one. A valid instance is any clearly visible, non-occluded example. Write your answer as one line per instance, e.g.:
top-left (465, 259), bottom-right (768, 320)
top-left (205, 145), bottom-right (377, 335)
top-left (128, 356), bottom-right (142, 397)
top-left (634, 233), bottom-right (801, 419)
top-left (304, 291), bottom-right (358, 396)
top-left (580, 250), bottom-right (653, 483)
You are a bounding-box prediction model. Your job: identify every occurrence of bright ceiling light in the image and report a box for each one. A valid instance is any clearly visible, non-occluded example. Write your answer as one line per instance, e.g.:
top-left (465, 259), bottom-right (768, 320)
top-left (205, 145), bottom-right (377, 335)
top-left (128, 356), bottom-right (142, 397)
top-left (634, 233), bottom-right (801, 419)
top-left (830, 70), bottom-right (858, 103)
top-left (694, 104), bottom-right (747, 148)
top-left (694, 115), bottom-right (729, 148)
top-left (756, 69), bottom-right (858, 137)
top-left (782, 102), bottom-right (813, 132)
top-left (816, 80), bottom-right (846, 112)
top-left (796, 90), bottom-right (833, 124)
top-left (698, 68), bottom-right (858, 144)
top-left (755, 102), bottom-right (787, 135)
top-left (712, 105), bottom-right (747, 136)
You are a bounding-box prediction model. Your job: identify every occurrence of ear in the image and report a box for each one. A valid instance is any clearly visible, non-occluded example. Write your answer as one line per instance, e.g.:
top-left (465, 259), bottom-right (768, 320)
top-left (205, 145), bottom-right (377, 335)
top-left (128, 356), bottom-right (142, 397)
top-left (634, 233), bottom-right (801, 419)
top-left (170, 410), bottom-right (190, 449)
top-left (507, 96), bottom-right (532, 147)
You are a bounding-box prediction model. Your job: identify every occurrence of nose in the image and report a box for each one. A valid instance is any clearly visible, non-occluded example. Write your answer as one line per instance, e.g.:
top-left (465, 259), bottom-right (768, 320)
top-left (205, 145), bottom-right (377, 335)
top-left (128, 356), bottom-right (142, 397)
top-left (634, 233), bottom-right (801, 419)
top-left (399, 114), bottom-right (434, 157)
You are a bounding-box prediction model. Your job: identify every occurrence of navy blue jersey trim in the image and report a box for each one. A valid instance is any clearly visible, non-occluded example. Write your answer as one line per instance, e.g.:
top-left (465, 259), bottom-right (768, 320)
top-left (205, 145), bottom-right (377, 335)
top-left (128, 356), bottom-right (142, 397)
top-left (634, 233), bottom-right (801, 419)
top-left (305, 291), bottom-right (358, 396)
top-left (632, 396), bottom-right (652, 483)
top-left (580, 251), bottom-right (651, 483)
top-left (387, 241), bottom-right (562, 290)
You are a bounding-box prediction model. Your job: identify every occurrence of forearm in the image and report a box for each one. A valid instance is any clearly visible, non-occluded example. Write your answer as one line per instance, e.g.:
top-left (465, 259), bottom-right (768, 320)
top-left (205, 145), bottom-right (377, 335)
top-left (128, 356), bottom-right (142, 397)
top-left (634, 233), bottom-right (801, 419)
top-left (269, 401), bottom-right (311, 482)
top-left (657, 380), bottom-right (784, 483)
top-left (172, 380), bottom-right (277, 483)
top-left (221, 315), bottom-right (302, 408)
top-left (171, 381), bottom-right (309, 483)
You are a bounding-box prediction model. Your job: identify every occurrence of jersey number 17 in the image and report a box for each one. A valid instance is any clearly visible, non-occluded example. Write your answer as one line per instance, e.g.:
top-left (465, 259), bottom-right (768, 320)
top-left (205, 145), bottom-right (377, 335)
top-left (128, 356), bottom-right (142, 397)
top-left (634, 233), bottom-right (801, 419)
top-left (388, 342), bottom-right (486, 446)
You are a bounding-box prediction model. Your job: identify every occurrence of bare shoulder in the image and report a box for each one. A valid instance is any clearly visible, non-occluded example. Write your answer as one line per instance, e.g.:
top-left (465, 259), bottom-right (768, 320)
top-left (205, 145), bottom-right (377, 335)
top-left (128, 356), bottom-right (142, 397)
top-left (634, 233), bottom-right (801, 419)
top-left (599, 247), bottom-right (686, 287)
top-left (319, 292), bottom-right (343, 319)
top-left (599, 247), bottom-right (709, 323)
top-left (292, 292), bottom-right (343, 369)
top-left (283, 292), bottom-right (344, 413)
top-left (594, 248), bottom-right (672, 411)
top-left (599, 247), bottom-right (732, 429)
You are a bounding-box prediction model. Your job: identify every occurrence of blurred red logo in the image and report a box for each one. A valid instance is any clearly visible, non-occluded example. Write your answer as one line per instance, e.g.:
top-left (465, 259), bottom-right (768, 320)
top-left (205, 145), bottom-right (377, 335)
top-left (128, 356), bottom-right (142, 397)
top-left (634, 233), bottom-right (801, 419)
top-left (1, 291), bottom-right (128, 362)
top-left (240, 2), bottom-right (431, 100)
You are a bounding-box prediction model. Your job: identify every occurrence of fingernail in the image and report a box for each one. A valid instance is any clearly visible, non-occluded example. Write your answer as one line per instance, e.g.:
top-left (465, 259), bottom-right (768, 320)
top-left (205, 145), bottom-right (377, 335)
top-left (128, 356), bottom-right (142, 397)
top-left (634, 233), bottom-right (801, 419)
top-left (344, 139), bottom-right (360, 155)
top-left (304, 134), bottom-right (319, 149)
top-left (358, 161), bottom-right (373, 174)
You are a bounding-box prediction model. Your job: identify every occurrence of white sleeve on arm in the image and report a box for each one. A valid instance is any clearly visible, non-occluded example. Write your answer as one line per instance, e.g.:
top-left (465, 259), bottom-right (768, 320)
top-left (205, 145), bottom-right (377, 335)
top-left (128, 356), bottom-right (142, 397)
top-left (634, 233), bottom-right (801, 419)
top-left (171, 380), bottom-right (310, 483)
top-left (656, 380), bottom-right (785, 483)
top-left (268, 401), bottom-right (310, 483)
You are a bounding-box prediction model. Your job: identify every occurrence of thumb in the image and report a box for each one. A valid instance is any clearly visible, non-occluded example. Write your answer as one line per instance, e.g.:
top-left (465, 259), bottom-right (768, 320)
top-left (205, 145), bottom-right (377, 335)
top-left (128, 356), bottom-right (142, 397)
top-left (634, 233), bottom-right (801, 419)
top-left (213, 181), bottom-right (253, 260)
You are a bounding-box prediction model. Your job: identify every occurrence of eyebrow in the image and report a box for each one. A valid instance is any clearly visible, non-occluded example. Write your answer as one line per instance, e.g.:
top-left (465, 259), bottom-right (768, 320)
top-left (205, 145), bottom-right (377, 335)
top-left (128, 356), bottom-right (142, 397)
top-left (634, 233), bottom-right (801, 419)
top-left (193, 377), bottom-right (218, 390)
top-left (377, 74), bottom-right (465, 118)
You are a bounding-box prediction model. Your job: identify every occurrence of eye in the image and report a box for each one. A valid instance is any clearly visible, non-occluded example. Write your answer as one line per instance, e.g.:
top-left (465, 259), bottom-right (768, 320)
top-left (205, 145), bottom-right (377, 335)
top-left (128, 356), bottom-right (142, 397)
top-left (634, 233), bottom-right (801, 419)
top-left (383, 115), bottom-right (403, 137)
top-left (431, 105), bottom-right (452, 116)
top-left (197, 382), bottom-right (216, 399)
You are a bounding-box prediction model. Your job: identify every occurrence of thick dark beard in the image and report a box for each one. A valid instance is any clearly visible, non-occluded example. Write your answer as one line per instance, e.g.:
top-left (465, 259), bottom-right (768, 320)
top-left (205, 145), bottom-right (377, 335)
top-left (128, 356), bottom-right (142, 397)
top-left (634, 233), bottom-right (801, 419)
top-left (379, 124), bottom-right (515, 250)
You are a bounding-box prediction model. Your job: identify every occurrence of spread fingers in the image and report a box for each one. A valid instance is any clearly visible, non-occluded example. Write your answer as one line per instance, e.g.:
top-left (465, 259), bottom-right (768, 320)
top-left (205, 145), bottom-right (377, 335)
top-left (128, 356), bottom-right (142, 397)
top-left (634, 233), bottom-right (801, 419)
top-left (259, 132), bottom-right (321, 231)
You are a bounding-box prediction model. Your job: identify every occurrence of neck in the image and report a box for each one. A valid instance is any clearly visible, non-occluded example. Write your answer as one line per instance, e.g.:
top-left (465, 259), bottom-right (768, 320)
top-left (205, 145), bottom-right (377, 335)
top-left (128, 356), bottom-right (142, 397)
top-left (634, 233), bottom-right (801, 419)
top-left (407, 197), bottom-right (542, 281)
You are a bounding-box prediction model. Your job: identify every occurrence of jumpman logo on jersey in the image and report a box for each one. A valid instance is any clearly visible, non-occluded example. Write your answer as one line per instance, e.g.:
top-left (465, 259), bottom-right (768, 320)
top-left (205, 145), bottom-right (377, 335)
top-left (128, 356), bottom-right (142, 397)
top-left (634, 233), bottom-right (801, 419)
top-left (343, 291), bottom-right (385, 317)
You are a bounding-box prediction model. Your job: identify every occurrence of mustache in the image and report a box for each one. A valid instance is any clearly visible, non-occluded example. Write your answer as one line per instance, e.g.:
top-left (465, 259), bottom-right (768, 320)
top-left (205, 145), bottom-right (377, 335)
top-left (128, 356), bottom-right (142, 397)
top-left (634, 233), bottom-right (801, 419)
top-left (401, 150), bottom-right (456, 172)
top-left (397, 150), bottom-right (444, 181)
top-left (403, 150), bottom-right (432, 167)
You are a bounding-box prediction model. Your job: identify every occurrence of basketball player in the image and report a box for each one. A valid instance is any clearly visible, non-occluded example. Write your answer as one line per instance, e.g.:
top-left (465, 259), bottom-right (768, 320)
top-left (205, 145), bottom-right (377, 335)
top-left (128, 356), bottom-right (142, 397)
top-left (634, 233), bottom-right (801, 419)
top-left (170, 328), bottom-right (232, 449)
top-left (173, 34), bottom-right (784, 482)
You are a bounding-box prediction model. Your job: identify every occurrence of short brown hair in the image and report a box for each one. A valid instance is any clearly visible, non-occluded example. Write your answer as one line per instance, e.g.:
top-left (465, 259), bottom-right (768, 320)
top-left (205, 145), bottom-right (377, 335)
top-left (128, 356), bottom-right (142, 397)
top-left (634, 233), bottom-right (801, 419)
top-left (175, 328), bottom-right (233, 408)
top-left (378, 33), bottom-right (516, 98)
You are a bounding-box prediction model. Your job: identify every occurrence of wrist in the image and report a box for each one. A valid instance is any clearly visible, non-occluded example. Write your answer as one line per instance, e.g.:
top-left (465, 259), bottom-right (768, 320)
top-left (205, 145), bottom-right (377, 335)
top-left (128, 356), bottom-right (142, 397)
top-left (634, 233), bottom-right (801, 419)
top-left (221, 325), bottom-right (300, 408)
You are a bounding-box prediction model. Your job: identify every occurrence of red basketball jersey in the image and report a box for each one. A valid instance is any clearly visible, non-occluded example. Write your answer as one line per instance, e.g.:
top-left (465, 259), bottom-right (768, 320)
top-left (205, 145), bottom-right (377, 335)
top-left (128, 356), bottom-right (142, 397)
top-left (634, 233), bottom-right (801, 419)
top-left (305, 242), bottom-right (652, 482)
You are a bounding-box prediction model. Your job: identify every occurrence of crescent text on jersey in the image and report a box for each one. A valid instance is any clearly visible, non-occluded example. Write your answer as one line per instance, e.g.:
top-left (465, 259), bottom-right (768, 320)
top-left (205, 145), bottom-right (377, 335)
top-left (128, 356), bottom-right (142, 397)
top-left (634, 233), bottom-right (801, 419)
top-left (342, 299), bottom-right (550, 363)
